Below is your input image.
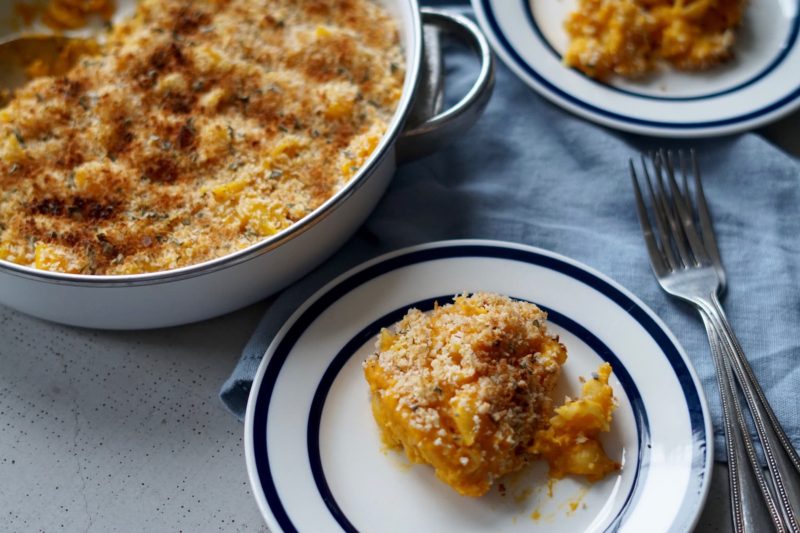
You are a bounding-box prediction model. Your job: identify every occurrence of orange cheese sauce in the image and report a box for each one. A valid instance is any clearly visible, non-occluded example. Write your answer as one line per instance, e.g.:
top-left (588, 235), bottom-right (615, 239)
top-left (41, 0), bottom-right (116, 30)
top-left (533, 362), bottom-right (620, 481)
top-left (563, 0), bottom-right (746, 79)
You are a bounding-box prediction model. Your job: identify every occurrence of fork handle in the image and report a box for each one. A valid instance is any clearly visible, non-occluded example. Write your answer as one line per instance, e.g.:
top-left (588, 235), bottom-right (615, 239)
top-left (700, 310), bottom-right (785, 532)
top-left (700, 294), bottom-right (800, 531)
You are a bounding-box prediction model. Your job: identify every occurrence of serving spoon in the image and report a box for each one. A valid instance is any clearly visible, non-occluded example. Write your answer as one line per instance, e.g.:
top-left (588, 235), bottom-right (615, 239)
top-left (0, 0), bottom-right (135, 91)
top-left (0, 0), bottom-right (137, 45)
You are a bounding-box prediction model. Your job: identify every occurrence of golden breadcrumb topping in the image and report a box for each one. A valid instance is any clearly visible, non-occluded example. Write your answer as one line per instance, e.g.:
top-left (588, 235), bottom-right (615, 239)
top-left (0, 0), bottom-right (404, 274)
top-left (564, 0), bottom-right (745, 79)
top-left (364, 292), bottom-right (619, 497)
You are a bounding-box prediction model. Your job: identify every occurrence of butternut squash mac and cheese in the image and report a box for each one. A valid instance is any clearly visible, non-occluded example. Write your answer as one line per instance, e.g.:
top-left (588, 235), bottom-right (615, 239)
top-left (563, 0), bottom-right (746, 79)
top-left (0, 0), bottom-right (404, 274)
top-left (363, 292), bottom-right (619, 497)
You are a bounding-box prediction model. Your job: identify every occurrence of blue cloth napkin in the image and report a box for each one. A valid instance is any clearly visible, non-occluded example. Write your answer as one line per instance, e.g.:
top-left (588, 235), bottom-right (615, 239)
top-left (219, 3), bottom-right (800, 462)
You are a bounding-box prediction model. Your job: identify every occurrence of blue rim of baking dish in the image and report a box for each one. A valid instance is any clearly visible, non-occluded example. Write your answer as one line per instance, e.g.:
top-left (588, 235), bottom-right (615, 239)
top-left (248, 242), bottom-right (710, 532)
top-left (474, 0), bottom-right (800, 129)
top-left (522, 0), bottom-right (800, 102)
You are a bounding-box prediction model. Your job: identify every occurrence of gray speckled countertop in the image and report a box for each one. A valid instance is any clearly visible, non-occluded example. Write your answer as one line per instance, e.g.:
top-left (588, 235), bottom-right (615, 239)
top-left (1, 114), bottom-right (797, 532)
top-left (0, 302), bottom-right (269, 532)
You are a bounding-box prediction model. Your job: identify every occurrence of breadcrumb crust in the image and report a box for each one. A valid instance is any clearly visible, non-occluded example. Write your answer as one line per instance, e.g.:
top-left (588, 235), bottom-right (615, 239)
top-left (0, 0), bottom-right (404, 274)
top-left (363, 292), bottom-right (620, 497)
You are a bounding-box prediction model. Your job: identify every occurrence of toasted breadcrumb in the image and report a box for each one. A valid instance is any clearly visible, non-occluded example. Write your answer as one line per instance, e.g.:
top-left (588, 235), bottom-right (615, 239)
top-left (0, 0), bottom-right (404, 274)
top-left (364, 292), bottom-right (620, 496)
top-left (364, 292), bottom-right (566, 497)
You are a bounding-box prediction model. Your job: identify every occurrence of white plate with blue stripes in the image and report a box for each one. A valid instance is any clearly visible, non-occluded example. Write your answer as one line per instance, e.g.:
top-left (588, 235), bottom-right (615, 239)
top-left (472, 0), bottom-right (800, 137)
top-left (244, 240), bottom-right (712, 532)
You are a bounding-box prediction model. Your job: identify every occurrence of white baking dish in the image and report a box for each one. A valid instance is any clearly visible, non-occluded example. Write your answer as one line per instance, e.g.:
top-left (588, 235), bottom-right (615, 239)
top-left (0, 2), bottom-right (495, 329)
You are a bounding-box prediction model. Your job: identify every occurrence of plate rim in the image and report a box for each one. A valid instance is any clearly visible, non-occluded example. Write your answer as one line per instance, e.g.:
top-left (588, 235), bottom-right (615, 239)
top-left (471, 0), bottom-right (800, 137)
top-left (243, 239), bottom-right (714, 532)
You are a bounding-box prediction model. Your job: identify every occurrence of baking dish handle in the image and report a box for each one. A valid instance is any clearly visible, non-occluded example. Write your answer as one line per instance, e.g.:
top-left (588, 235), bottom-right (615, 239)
top-left (396, 8), bottom-right (496, 163)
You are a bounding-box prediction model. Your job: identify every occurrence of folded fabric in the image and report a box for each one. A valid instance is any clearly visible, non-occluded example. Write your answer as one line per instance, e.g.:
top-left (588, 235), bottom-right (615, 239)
top-left (220, 3), bottom-right (800, 462)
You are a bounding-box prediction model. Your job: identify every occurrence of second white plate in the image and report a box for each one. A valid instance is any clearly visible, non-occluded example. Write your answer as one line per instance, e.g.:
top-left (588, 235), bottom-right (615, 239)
top-left (244, 240), bottom-right (713, 532)
top-left (472, 0), bottom-right (800, 137)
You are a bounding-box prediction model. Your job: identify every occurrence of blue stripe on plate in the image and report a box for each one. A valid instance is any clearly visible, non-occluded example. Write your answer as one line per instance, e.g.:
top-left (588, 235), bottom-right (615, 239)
top-left (478, 0), bottom-right (800, 128)
top-left (250, 244), bottom-right (708, 532)
top-left (522, 0), bottom-right (800, 102)
top-left (306, 297), bottom-right (650, 532)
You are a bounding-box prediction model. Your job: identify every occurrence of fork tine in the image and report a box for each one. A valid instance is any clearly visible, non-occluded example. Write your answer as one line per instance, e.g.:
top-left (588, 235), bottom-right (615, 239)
top-left (640, 154), bottom-right (679, 272)
top-left (677, 151), bottom-right (697, 240)
top-left (678, 149), bottom-right (690, 200)
top-left (630, 159), bottom-right (669, 277)
top-left (656, 150), bottom-right (681, 225)
top-left (652, 151), bottom-right (692, 268)
top-left (663, 150), bottom-right (709, 265)
top-left (689, 149), bottom-right (727, 290)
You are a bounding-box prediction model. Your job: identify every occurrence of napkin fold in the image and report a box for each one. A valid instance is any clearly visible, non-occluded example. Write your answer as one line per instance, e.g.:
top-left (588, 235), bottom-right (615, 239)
top-left (220, 2), bottom-right (800, 462)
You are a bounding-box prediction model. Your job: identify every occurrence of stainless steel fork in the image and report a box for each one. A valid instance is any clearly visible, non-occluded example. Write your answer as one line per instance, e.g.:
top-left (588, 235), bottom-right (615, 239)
top-left (630, 150), bottom-right (800, 533)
